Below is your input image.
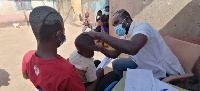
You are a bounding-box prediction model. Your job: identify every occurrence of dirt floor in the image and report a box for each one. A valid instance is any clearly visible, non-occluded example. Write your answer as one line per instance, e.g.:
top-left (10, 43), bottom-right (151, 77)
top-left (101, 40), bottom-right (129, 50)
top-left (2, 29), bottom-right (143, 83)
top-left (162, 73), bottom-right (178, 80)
top-left (0, 24), bottom-right (112, 91)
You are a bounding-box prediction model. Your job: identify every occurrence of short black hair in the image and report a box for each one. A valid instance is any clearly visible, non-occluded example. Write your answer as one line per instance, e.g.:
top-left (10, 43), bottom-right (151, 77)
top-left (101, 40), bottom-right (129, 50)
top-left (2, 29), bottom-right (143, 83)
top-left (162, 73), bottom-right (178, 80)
top-left (105, 6), bottom-right (109, 9)
top-left (97, 10), bottom-right (102, 14)
top-left (29, 6), bottom-right (63, 43)
top-left (75, 34), bottom-right (95, 51)
top-left (114, 9), bottom-right (132, 20)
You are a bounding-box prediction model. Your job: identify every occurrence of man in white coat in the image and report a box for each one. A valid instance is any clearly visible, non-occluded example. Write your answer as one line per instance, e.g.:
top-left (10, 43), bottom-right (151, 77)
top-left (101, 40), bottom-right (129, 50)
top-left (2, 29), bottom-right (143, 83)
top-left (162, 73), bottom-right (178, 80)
top-left (84, 9), bottom-right (185, 79)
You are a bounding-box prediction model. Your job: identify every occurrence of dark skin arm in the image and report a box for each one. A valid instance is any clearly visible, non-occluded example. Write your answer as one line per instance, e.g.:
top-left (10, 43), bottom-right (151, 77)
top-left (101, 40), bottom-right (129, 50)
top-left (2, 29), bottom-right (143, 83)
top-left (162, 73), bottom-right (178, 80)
top-left (101, 22), bottom-right (105, 33)
top-left (85, 68), bottom-right (104, 91)
top-left (22, 72), bottom-right (29, 79)
top-left (95, 44), bottom-right (121, 58)
top-left (84, 32), bottom-right (148, 56)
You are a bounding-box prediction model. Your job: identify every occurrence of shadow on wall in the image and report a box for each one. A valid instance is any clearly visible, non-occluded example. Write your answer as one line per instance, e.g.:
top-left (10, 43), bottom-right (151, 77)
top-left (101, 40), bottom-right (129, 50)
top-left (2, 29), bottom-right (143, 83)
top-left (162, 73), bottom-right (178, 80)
top-left (0, 69), bottom-right (10, 87)
top-left (131, 0), bottom-right (154, 18)
top-left (159, 0), bottom-right (200, 38)
top-left (110, 0), bottom-right (154, 18)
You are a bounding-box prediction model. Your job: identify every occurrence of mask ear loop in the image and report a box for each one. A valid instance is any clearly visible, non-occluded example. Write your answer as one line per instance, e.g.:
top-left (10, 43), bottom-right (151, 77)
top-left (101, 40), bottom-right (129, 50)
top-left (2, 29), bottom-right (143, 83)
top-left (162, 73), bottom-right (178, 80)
top-left (56, 30), bottom-right (62, 42)
top-left (124, 16), bottom-right (129, 28)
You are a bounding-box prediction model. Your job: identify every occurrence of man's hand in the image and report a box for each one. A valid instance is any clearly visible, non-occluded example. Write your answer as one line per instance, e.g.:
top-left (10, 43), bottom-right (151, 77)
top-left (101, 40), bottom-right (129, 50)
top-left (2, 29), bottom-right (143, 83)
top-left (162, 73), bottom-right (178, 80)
top-left (95, 44), bottom-right (103, 51)
top-left (96, 68), bottom-right (104, 79)
top-left (82, 31), bottom-right (101, 40)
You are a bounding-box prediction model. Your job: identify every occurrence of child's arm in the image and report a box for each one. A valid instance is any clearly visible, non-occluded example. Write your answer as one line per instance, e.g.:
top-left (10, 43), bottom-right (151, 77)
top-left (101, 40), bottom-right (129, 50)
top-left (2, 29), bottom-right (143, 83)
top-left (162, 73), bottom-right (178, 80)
top-left (22, 54), bottom-right (29, 79)
top-left (22, 72), bottom-right (29, 79)
top-left (76, 68), bottom-right (87, 82)
top-left (85, 68), bottom-right (104, 91)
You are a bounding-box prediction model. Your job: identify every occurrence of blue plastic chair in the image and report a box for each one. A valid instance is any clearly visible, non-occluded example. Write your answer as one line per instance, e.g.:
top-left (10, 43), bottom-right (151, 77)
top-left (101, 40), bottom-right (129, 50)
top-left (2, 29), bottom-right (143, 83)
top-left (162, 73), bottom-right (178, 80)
top-left (38, 89), bottom-right (43, 91)
top-left (104, 81), bottom-right (119, 91)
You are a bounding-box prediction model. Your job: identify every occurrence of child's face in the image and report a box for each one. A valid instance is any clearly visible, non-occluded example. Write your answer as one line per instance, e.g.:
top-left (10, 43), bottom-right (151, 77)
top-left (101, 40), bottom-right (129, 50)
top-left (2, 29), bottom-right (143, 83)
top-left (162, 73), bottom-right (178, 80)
top-left (97, 20), bottom-right (101, 26)
top-left (97, 12), bottom-right (102, 16)
top-left (85, 13), bottom-right (89, 18)
top-left (80, 45), bottom-right (95, 58)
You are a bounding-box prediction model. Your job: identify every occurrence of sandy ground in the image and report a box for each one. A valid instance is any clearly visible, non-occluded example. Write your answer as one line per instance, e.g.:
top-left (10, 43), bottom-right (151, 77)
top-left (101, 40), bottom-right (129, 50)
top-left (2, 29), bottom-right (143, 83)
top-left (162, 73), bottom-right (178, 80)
top-left (0, 24), bottom-right (112, 91)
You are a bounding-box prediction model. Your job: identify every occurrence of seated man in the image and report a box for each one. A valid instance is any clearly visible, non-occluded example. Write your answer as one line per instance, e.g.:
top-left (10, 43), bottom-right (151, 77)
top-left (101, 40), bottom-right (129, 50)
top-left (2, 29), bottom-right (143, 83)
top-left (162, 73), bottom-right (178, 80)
top-left (22, 6), bottom-right (103, 91)
top-left (84, 9), bottom-right (185, 79)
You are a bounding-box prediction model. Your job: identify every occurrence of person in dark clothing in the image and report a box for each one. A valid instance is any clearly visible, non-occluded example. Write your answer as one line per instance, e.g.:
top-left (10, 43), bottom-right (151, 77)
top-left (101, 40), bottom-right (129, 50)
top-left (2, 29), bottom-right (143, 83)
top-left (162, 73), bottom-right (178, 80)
top-left (100, 6), bottom-right (109, 34)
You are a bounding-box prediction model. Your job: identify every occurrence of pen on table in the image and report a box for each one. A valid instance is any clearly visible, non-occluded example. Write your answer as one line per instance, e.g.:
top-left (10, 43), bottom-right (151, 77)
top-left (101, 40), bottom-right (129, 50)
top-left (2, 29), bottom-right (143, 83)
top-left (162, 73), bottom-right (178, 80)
top-left (161, 89), bottom-right (168, 91)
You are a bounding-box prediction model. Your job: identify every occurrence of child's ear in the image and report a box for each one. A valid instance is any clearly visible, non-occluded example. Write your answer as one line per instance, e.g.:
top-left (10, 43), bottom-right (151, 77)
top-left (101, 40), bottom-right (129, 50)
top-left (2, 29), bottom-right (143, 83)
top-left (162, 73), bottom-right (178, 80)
top-left (77, 50), bottom-right (82, 55)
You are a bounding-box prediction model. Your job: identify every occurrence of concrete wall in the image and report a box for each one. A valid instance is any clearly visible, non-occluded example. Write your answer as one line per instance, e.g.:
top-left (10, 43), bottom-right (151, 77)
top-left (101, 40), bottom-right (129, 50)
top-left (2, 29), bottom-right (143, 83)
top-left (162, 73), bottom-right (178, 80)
top-left (110, 0), bottom-right (200, 38)
top-left (0, 1), bottom-right (53, 14)
top-left (54, 0), bottom-right (108, 27)
top-left (0, 1), bottom-right (54, 27)
top-left (0, 0), bottom-right (109, 28)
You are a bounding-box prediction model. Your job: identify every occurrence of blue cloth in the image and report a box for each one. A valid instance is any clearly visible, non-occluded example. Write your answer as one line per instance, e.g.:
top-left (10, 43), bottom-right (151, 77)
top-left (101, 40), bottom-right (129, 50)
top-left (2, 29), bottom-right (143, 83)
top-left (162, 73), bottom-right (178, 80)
top-left (104, 26), bottom-right (109, 32)
top-left (112, 58), bottom-right (138, 79)
top-left (104, 81), bottom-right (119, 91)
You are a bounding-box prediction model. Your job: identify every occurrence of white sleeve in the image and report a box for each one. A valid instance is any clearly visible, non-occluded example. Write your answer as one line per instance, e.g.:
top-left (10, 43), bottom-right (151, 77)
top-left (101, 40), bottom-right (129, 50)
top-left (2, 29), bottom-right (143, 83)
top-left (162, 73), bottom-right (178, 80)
top-left (133, 23), bottom-right (153, 40)
top-left (120, 36), bottom-right (125, 39)
top-left (85, 63), bottom-right (97, 82)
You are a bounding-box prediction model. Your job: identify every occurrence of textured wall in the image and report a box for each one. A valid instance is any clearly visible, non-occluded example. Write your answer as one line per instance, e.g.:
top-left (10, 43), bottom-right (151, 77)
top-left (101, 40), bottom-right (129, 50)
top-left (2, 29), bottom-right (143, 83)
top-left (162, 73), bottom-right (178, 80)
top-left (110, 0), bottom-right (200, 38)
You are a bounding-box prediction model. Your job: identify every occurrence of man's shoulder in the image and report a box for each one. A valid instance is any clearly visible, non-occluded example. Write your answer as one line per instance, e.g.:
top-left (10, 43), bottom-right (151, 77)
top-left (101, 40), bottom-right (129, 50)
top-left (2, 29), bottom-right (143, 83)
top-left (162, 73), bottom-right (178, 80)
top-left (135, 22), bottom-right (150, 28)
top-left (134, 22), bottom-right (152, 33)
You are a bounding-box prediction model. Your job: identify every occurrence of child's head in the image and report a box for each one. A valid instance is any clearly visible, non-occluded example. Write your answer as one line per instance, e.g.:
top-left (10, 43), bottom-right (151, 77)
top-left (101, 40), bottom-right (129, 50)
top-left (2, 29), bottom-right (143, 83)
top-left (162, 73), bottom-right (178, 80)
top-left (85, 12), bottom-right (90, 18)
top-left (75, 34), bottom-right (95, 58)
top-left (97, 10), bottom-right (102, 16)
top-left (105, 6), bottom-right (109, 12)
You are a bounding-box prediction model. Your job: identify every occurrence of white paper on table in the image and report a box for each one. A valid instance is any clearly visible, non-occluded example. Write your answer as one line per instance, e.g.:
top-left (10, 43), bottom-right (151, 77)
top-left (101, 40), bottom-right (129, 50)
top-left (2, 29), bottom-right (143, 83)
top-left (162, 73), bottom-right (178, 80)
top-left (154, 78), bottom-right (179, 91)
top-left (96, 57), bottom-right (111, 70)
top-left (124, 69), bottom-right (156, 91)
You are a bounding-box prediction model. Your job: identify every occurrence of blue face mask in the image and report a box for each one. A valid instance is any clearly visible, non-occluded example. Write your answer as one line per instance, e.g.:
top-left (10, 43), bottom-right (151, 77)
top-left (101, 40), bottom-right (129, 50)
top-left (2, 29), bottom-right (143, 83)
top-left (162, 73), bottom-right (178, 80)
top-left (114, 24), bottom-right (126, 36)
top-left (104, 12), bottom-right (109, 15)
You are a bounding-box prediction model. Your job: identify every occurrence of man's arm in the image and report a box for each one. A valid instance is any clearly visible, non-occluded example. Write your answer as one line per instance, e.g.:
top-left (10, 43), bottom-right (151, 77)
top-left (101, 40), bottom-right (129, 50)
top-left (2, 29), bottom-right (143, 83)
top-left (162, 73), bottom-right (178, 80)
top-left (84, 32), bottom-right (148, 55)
top-left (22, 54), bottom-right (29, 79)
top-left (95, 44), bottom-right (121, 58)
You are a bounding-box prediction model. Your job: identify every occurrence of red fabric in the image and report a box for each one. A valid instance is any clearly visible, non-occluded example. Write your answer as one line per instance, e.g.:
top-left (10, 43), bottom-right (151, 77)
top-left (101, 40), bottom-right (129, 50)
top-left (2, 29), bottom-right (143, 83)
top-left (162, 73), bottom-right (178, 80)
top-left (22, 50), bottom-right (85, 91)
top-left (18, 0), bottom-right (22, 3)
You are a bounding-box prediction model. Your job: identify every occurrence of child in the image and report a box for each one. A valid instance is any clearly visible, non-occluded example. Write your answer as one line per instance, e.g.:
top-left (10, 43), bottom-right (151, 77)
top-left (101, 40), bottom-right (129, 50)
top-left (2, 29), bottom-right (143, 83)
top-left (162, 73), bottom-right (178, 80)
top-left (93, 16), bottom-right (101, 32)
top-left (69, 34), bottom-right (97, 83)
top-left (82, 12), bottom-right (92, 32)
top-left (96, 10), bottom-right (102, 22)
